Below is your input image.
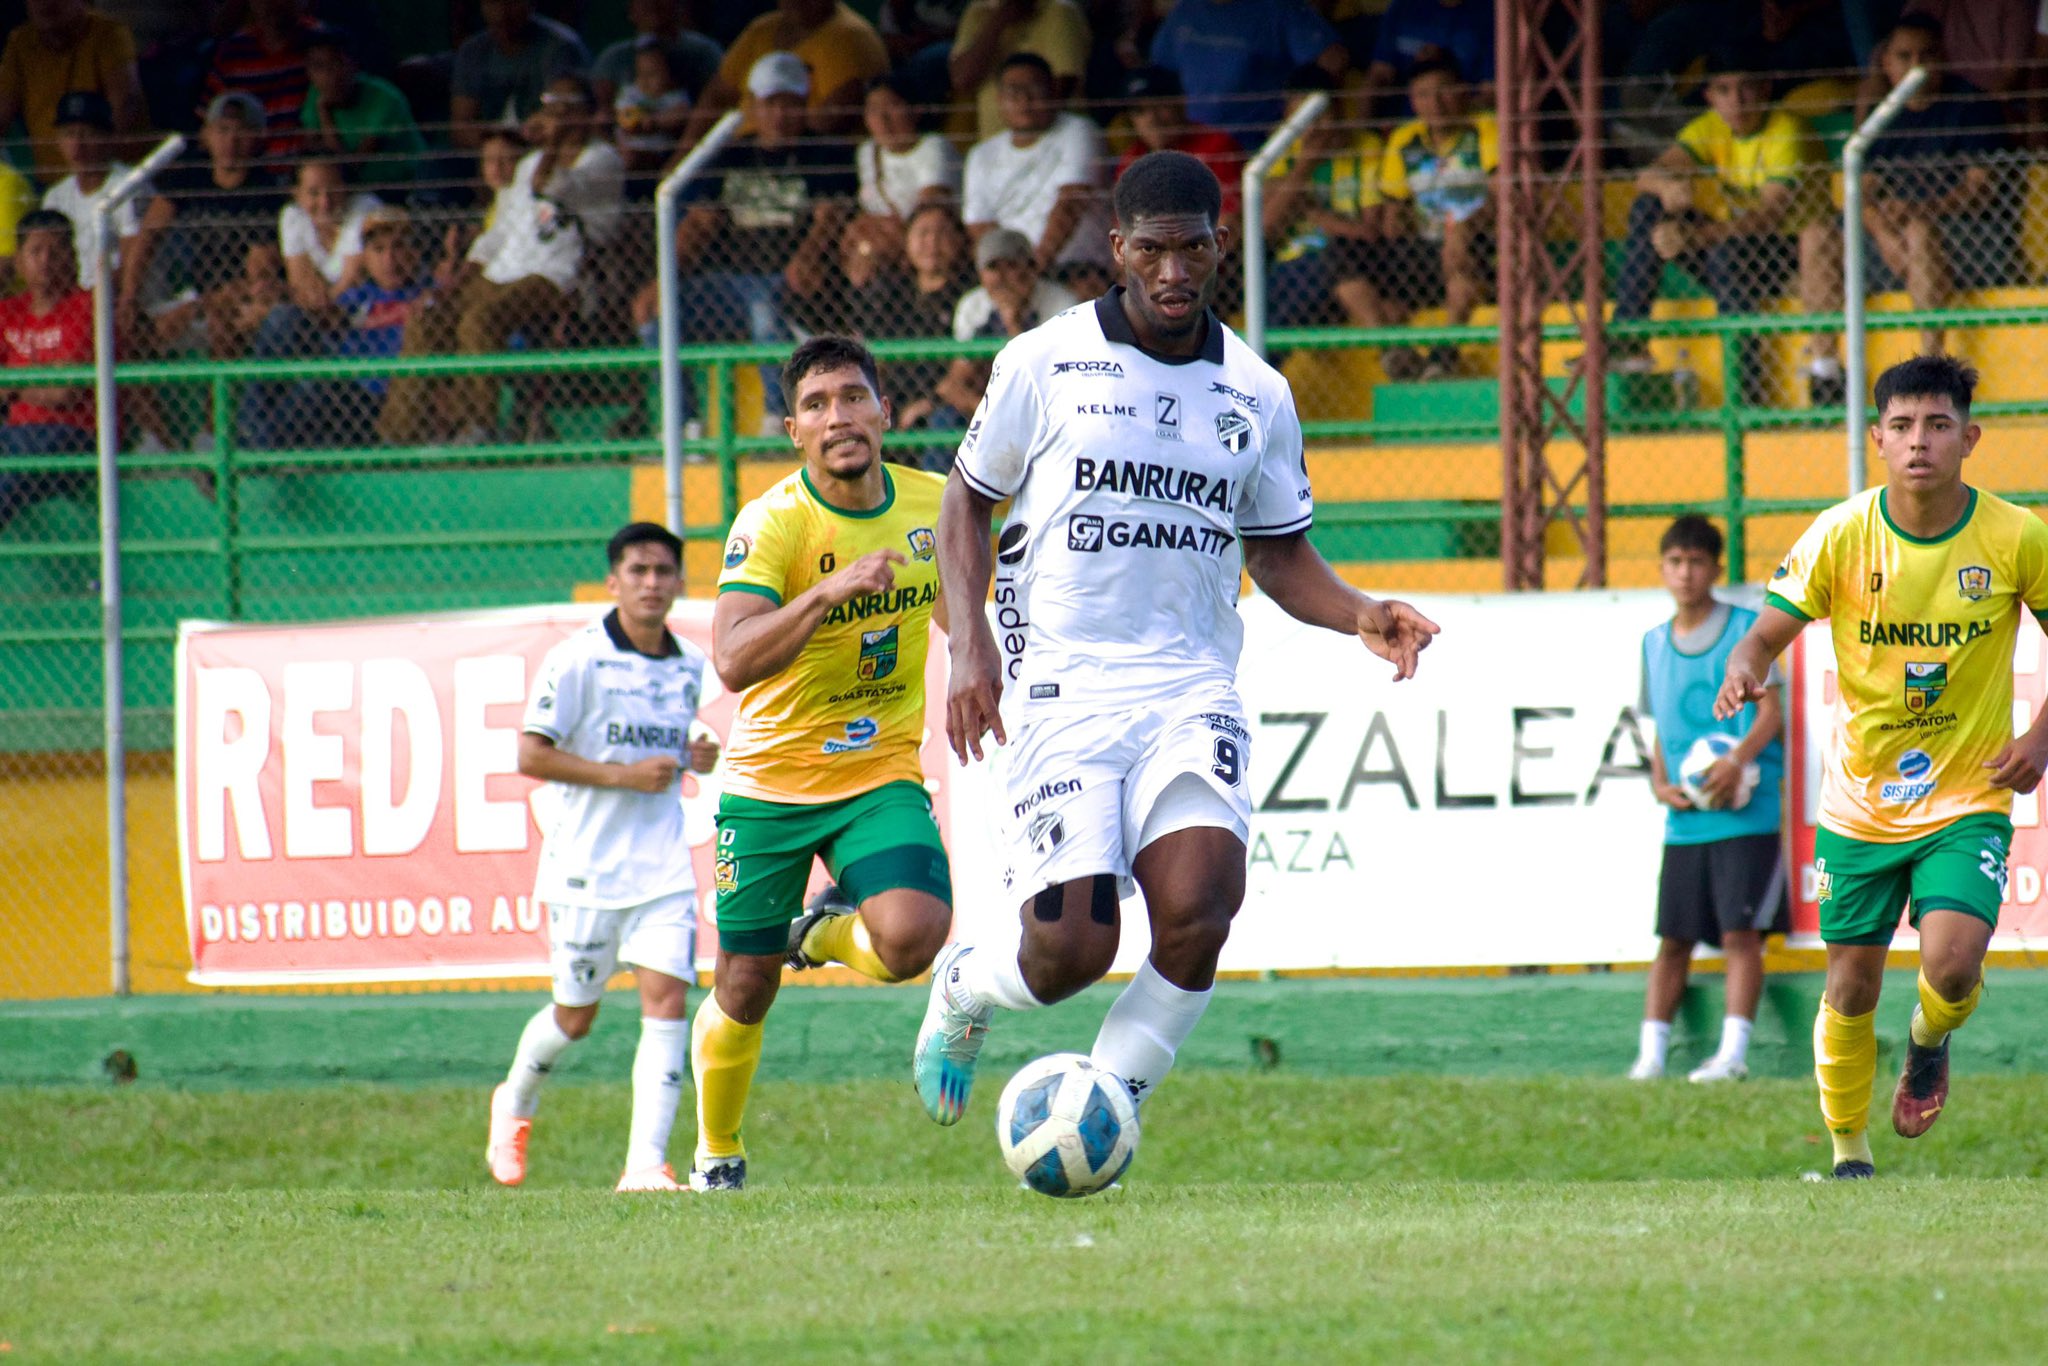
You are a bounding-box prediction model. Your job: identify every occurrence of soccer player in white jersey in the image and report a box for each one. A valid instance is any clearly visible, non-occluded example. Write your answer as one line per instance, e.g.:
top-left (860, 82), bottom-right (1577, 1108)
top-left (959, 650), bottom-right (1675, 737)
top-left (913, 150), bottom-right (1442, 1126)
top-left (486, 523), bottom-right (722, 1192)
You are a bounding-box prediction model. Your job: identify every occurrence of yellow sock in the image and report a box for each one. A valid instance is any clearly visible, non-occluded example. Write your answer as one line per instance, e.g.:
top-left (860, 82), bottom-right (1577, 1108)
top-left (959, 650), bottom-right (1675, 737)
top-left (803, 911), bottom-right (902, 983)
top-left (691, 993), bottom-right (764, 1163)
top-left (1911, 970), bottom-right (1982, 1047)
top-left (1814, 999), bottom-right (1877, 1167)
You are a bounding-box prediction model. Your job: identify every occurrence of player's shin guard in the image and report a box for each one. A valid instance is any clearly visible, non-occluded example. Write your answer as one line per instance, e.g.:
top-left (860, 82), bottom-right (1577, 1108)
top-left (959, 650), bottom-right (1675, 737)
top-left (1910, 970), bottom-right (1982, 1048)
top-left (805, 912), bottom-right (903, 983)
top-left (1090, 960), bottom-right (1210, 1108)
top-left (1815, 999), bottom-right (1878, 1167)
top-left (504, 1006), bottom-right (576, 1118)
top-left (626, 1015), bottom-right (690, 1172)
top-left (691, 995), bottom-right (764, 1163)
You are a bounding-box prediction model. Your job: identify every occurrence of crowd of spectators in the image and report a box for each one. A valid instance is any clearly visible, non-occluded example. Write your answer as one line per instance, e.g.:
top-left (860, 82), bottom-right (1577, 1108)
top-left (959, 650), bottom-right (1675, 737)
top-left (0, 0), bottom-right (2035, 513)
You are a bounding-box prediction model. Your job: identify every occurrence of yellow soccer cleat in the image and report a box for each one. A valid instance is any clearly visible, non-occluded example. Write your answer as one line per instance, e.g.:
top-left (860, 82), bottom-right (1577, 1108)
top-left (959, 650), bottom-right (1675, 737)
top-left (485, 1083), bottom-right (533, 1187)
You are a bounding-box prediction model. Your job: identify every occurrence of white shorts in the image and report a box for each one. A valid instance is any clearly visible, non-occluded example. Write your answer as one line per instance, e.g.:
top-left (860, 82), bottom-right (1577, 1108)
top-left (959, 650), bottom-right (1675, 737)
top-left (545, 891), bottom-right (698, 1007)
top-left (998, 689), bottom-right (1252, 901)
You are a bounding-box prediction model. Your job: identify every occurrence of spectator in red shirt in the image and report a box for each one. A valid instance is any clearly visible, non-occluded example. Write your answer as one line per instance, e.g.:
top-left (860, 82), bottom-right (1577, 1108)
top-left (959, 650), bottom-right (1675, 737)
top-left (0, 210), bottom-right (97, 530)
top-left (1115, 66), bottom-right (1244, 220)
top-left (200, 0), bottom-right (319, 159)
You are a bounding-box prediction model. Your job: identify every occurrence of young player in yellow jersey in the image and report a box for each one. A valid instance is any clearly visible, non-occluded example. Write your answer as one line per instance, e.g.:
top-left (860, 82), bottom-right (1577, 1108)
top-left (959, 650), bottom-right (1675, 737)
top-left (1717, 356), bottom-right (2048, 1180)
top-left (691, 334), bottom-right (953, 1191)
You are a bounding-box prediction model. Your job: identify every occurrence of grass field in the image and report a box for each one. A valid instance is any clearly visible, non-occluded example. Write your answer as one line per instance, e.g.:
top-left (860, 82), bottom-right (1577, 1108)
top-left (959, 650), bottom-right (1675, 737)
top-left (10, 1070), bottom-right (2048, 1362)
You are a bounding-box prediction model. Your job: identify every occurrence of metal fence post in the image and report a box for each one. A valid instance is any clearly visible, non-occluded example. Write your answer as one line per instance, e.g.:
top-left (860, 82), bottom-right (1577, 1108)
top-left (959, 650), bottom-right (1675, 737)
top-left (1241, 93), bottom-right (1328, 359)
top-left (94, 134), bottom-right (183, 997)
top-left (655, 112), bottom-right (743, 545)
top-left (1842, 66), bottom-right (1925, 497)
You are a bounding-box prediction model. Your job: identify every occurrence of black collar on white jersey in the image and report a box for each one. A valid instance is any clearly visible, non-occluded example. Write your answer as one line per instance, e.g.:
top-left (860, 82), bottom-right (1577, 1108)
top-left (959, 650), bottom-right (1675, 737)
top-left (1094, 286), bottom-right (1224, 366)
top-left (602, 608), bottom-right (681, 660)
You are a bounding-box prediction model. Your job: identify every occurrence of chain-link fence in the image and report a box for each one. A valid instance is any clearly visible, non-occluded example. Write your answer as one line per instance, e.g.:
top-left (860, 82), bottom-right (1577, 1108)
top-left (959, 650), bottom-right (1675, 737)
top-left (9, 59), bottom-right (2048, 998)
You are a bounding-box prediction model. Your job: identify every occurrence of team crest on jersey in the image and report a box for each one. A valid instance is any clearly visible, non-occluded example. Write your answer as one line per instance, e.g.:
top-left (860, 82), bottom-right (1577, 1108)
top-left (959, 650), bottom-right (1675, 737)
top-left (1957, 565), bottom-right (1992, 601)
top-left (858, 626), bottom-right (899, 681)
top-left (1904, 661), bottom-right (1947, 714)
top-left (906, 527), bottom-right (936, 561)
top-left (714, 857), bottom-right (737, 893)
top-left (1215, 410), bottom-right (1251, 454)
top-left (724, 535), bottom-right (751, 569)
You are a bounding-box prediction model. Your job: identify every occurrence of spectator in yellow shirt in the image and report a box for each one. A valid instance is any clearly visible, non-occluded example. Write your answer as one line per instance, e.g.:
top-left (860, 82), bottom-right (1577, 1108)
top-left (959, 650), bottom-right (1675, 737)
top-left (1613, 50), bottom-right (1841, 408)
top-left (948, 0), bottom-right (1091, 141)
top-left (0, 0), bottom-right (144, 186)
top-left (680, 0), bottom-right (888, 145)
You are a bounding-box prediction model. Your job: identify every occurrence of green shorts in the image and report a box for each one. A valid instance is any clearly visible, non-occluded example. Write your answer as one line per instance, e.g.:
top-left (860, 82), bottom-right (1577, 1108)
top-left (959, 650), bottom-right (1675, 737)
top-left (1813, 812), bottom-right (2012, 946)
top-left (712, 780), bottom-right (952, 956)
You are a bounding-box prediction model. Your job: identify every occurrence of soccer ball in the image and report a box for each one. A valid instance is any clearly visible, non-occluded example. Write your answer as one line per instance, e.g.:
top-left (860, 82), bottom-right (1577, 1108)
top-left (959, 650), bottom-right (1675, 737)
top-left (1677, 733), bottom-right (1759, 812)
top-left (996, 1053), bottom-right (1139, 1198)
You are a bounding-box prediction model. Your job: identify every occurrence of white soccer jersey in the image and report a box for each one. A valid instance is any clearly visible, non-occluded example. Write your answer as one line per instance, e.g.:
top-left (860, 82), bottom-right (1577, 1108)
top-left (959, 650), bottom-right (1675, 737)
top-left (956, 288), bottom-right (1313, 717)
top-left (521, 611), bottom-right (706, 908)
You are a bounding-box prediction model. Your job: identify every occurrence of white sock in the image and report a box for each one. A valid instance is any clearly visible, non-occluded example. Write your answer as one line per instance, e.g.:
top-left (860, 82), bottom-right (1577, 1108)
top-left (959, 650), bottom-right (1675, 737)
top-left (504, 1006), bottom-right (576, 1118)
top-left (626, 1015), bottom-right (691, 1172)
top-left (1090, 960), bottom-right (1211, 1108)
top-left (1638, 1019), bottom-right (1671, 1068)
top-left (950, 943), bottom-right (1043, 1013)
top-left (1717, 1014), bottom-right (1753, 1064)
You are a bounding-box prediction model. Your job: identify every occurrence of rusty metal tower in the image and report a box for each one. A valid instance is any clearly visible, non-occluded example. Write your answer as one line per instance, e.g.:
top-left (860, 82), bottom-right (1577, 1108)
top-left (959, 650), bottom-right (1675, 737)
top-left (1495, 0), bottom-right (1607, 589)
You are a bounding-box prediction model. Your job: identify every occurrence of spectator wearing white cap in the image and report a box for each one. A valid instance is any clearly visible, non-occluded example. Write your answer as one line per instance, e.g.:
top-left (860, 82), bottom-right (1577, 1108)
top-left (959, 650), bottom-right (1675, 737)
top-left (926, 224), bottom-right (1075, 429)
top-left (637, 51), bottom-right (856, 426)
top-left (680, 0), bottom-right (887, 147)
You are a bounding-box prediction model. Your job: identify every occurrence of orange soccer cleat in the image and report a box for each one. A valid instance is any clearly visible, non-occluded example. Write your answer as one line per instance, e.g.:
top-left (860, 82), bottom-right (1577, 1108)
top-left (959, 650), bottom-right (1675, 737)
top-left (485, 1083), bottom-right (533, 1186)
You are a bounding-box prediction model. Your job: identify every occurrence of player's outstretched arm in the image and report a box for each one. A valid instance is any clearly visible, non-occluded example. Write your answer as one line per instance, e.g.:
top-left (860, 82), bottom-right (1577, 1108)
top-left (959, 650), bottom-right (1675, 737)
top-left (937, 469), bottom-right (1008, 763)
top-left (712, 548), bottom-right (906, 693)
top-left (1713, 605), bottom-right (1805, 721)
top-left (1243, 532), bottom-right (1440, 682)
top-left (519, 732), bottom-right (679, 793)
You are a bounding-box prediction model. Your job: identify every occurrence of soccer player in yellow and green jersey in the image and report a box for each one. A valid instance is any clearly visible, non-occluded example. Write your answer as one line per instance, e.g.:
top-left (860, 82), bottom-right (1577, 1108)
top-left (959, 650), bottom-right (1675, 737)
top-left (1719, 356), bottom-right (2048, 1181)
top-left (689, 335), bottom-right (954, 1192)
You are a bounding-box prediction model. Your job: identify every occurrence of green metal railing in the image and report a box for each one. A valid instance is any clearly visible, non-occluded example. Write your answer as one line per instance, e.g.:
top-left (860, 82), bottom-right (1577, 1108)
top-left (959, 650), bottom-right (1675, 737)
top-left (2, 305), bottom-right (2043, 682)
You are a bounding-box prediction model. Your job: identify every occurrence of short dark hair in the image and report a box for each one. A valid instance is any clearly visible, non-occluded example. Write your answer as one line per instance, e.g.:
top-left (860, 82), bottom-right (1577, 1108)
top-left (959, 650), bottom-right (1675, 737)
top-left (1886, 13), bottom-right (1944, 48)
top-left (18, 209), bottom-right (74, 245)
top-left (998, 52), bottom-right (1055, 86)
top-left (608, 521), bottom-right (682, 568)
top-left (1702, 42), bottom-right (1766, 80)
top-left (1408, 54), bottom-right (1463, 85)
top-left (301, 25), bottom-right (354, 59)
top-left (1114, 149), bottom-right (1223, 229)
top-left (1660, 513), bottom-right (1723, 559)
top-left (1873, 353), bottom-right (1977, 418)
top-left (779, 334), bottom-right (883, 414)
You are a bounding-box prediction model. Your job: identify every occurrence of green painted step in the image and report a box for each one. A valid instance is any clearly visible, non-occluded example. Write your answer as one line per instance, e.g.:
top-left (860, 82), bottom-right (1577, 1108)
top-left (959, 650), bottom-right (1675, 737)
top-left (1372, 371), bottom-right (1683, 433)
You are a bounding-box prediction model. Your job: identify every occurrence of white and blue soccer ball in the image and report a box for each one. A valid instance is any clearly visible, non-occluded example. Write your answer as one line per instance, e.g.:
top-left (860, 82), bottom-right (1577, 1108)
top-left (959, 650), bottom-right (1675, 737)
top-left (996, 1053), bottom-right (1139, 1198)
top-left (1678, 733), bottom-right (1760, 812)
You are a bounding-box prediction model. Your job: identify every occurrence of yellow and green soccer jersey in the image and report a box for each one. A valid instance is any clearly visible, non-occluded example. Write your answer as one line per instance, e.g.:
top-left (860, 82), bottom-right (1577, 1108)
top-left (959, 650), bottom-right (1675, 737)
top-left (1767, 486), bottom-right (2048, 842)
top-left (717, 464), bottom-right (946, 804)
top-left (1675, 107), bottom-right (1821, 228)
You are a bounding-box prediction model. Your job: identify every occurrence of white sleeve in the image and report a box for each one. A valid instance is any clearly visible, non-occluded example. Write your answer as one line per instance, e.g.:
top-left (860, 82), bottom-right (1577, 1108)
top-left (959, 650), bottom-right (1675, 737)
top-left (962, 142), bottom-right (994, 225)
top-left (468, 193), bottom-right (510, 264)
top-left (956, 339), bottom-right (1043, 498)
top-left (337, 196), bottom-right (382, 260)
top-left (522, 640), bottom-right (584, 743)
top-left (952, 289), bottom-right (988, 342)
top-left (278, 204), bottom-right (310, 258)
top-left (1053, 115), bottom-right (1104, 187)
top-left (1236, 387), bottom-right (1313, 537)
top-left (920, 135), bottom-right (962, 195)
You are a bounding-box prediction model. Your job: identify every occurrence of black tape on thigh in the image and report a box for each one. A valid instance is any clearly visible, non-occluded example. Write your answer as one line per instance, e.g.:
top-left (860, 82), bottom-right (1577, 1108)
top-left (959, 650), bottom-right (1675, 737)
top-left (1089, 875), bottom-right (1118, 926)
top-left (1031, 885), bottom-right (1063, 922)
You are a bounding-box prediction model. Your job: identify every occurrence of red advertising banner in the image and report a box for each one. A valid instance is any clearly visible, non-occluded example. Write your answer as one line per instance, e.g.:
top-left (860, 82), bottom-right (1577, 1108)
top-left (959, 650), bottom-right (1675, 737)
top-left (1788, 615), bottom-right (2048, 944)
top-left (176, 604), bottom-right (952, 985)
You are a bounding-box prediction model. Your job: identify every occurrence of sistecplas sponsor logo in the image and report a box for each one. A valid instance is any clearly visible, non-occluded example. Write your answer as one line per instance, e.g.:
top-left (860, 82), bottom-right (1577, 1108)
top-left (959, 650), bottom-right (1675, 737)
top-left (822, 716), bottom-right (881, 754)
top-left (1880, 747), bottom-right (1936, 802)
top-left (1013, 777), bottom-right (1082, 818)
top-left (1051, 359), bottom-right (1124, 377)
